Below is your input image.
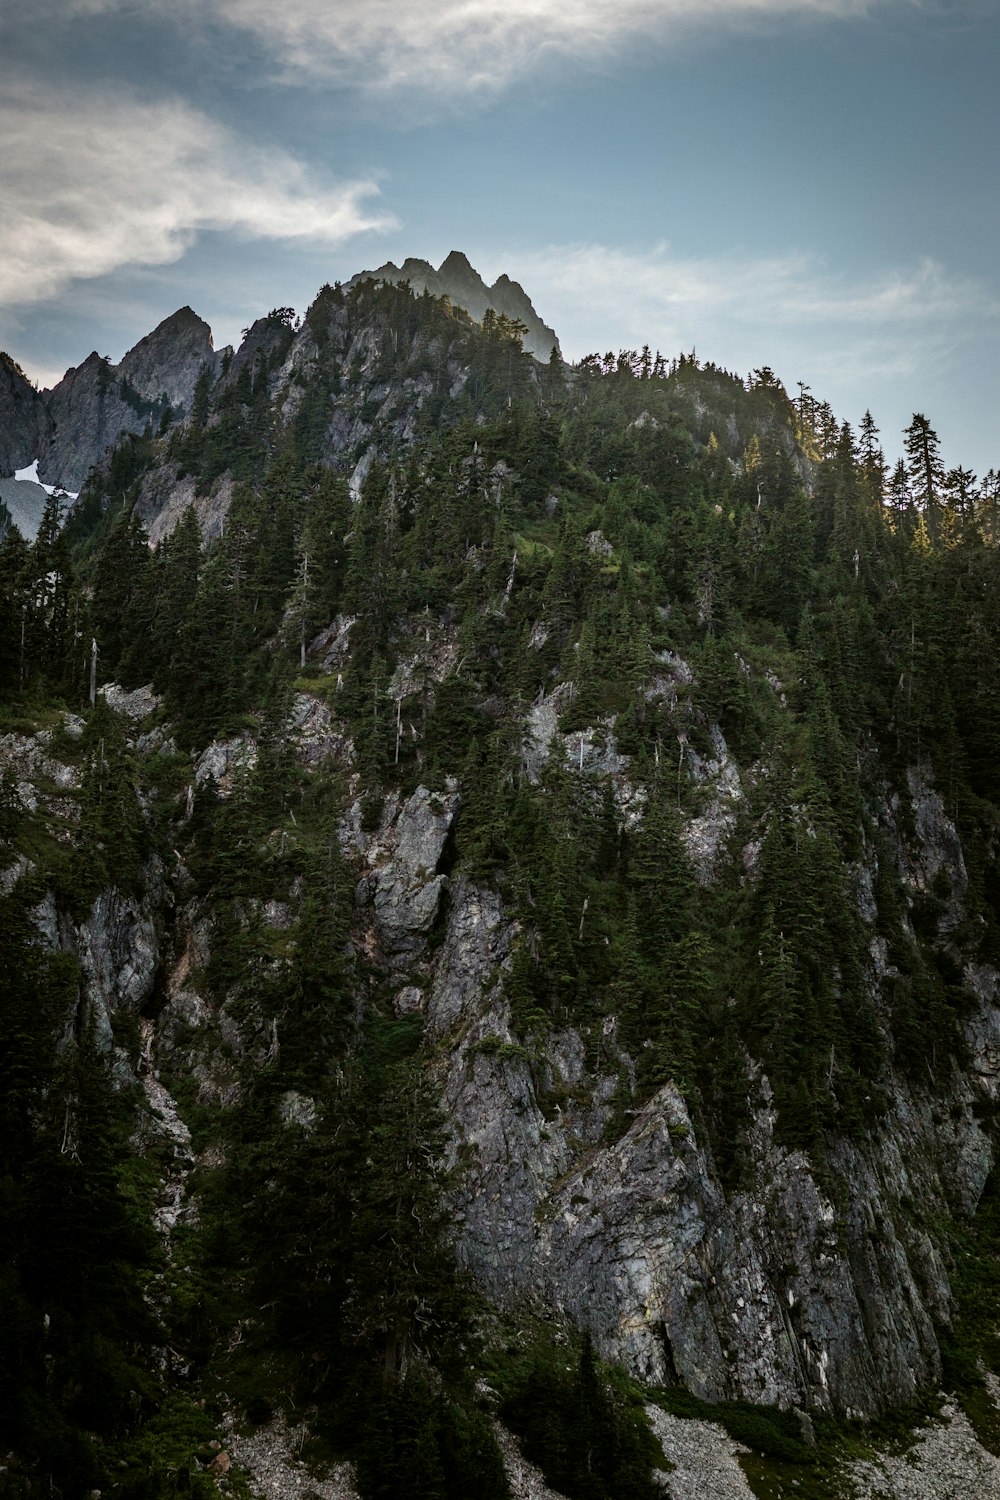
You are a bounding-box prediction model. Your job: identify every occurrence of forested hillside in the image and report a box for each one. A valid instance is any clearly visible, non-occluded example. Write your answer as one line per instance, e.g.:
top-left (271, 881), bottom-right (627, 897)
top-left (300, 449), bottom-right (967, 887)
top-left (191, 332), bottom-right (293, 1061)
top-left (3, 275), bottom-right (1000, 1500)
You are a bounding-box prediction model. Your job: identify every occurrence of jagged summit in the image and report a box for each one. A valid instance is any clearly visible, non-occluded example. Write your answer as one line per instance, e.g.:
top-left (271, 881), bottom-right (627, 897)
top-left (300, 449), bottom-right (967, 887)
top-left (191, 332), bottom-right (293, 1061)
top-left (117, 306), bottom-right (217, 411)
top-left (345, 250), bottom-right (560, 361)
top-left (0, 255), bottom-right (561, 492)
top-left (0, 307), bottom-right (227, 492)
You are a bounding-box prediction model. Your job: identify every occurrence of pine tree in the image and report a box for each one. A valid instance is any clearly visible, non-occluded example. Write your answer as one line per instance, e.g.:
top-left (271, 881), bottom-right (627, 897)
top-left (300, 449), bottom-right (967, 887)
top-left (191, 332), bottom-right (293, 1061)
top-left (0, 525), bottom-right (30, 698)
top-left (904, 413), bottom-right (945, 544)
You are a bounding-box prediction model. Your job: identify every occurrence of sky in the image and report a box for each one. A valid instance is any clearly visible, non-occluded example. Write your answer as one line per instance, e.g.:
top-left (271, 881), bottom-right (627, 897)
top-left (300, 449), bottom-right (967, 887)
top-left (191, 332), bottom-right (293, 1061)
top-left (0, 0), bottom-right (997, 475)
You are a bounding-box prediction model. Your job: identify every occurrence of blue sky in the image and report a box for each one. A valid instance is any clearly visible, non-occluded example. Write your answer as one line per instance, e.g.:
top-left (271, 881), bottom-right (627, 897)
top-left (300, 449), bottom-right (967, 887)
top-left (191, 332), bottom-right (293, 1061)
top-left (1, 0), bottom-right (996, 475)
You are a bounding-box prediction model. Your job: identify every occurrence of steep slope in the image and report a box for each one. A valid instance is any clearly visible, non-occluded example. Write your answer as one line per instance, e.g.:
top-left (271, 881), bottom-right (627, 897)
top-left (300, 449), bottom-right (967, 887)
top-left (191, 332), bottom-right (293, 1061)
top-left (0, 308), bottom-right (227, 495)
top-left (4, 275), bottom-right (1000, 1499)
top-left (2, 259), bottom-right (557, 528)
top-left (123, 279), bottom-right (543, 542)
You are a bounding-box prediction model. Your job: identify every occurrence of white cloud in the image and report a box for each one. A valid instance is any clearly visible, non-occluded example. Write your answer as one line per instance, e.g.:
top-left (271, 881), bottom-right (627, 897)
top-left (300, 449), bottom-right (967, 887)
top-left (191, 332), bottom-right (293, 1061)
top-left (208, 0), bottom-right (879, 90)
top-left (492, 241), bottom-right (997, 381)
top-left (18, 0), bottom-right (914, 94)
top-left (0, 83), bottom-right (396, 311)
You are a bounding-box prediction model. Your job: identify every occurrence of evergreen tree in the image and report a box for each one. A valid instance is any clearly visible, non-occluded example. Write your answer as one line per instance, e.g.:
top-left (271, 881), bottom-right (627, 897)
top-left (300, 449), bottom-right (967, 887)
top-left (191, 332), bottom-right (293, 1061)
top-left (904, 413), bottom-right (945, 544)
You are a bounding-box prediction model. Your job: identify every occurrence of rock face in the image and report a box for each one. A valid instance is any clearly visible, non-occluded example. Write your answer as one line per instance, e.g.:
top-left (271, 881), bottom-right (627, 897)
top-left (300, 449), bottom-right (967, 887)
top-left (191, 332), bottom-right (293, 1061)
top-left (3, 259), bottom-right (558, 536)
top-left (41, 309), bottom-right (223, 490)
top-left (0, 353), bottom-right (50, 478)
top-left (0, 474), bottom-right (52, 541)
top-left (352, 784), bottom-right (460, 963)
top-left (5, 653), bottom-right (1000, 1445)
top-left (0, 307), bottom-right (224, 493)
top-left (117, 306), bottom-right (220, 413)
top-left (410, 753), bottom-right (999, 1420)
top-left (437, 932), bottom-right (982, 1416)
top-left (4, 273), bottom-right (1000, 1456)
top-left (76, 868), bottom-right (165, 1052)
top-left (345, 250), bottom-right (560, 361)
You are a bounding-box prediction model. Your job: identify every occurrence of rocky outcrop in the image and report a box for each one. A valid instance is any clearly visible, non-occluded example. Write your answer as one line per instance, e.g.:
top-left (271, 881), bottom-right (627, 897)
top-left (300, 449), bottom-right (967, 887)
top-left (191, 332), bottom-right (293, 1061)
top-left (351, 783), bottom-right (460, 963)
top-left (76, 864), bottom-right (165, 1050)
top-left (7, 668), bottom-right (997, 1427)
top-left (117, 306), bottom-right (221, 413)
top-left (439, 967), bottom-right (981, 1416)
top-left (220, 312), bottom-right (292, 390)
top-left (4, 260), bottom-right (555, 538)
top-left (136, 468), bottom-right (234, 545)
top-left (0, 308), bottom-right (223, 493)
top-left (42, 351), bottom-right (136, 490)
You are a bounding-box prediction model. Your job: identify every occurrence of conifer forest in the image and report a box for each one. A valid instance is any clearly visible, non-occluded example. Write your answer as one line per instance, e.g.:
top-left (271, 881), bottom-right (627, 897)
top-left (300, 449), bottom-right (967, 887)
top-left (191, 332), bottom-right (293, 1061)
top-left (4, 276), bottom-right (1000, 1499)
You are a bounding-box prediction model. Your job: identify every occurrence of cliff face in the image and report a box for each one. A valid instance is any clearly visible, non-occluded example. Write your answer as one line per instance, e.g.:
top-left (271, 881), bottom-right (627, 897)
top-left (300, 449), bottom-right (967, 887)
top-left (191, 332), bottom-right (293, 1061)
top-left (3, 667), bottom-right (997, 1425)
top-left (2, 253), bottom-right (555, 504)
top-left (0, 353), bottom-right (51, 478)
top-left (42, 309), bottom-right (224, 491)
top-left (117, 306), bottom-right (223, 412)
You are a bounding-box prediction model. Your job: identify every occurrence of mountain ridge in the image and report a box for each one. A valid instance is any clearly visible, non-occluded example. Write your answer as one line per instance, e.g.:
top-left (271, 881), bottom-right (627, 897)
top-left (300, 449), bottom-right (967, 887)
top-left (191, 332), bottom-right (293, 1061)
top-left (344, 250), bottom-right (561, 361)
top-left (0, 253), bottom-right (559, 497)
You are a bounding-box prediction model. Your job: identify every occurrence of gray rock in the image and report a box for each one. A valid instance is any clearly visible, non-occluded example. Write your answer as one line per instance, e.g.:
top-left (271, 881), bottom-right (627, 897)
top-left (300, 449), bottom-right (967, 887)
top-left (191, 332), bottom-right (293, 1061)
top-left (117, 306), bottom-right (219, 412)
top-left (681, 724), bottom-right (743, 881)
top-left (30, 891), bottom-right (61, 949)
top-left (136, 467), bottom-right (234, 546)
top-left (0, 353), bottom-right (51, 479)
top-left (100, 682), bottom-right (160, 721)
top-left (432, 850), bottom-right (995, 1416)
top-left (369, 784), bottom-right (459, 960)
top-left (77, 878), bottom-right (161, 1048)
top-left (0, 474), bottom-right (58, 542)
top-left (906, 763), bottom-right (969, 934)
top-left (194, 735), bottom-right (257, 792)
top-left (40, 308), bottom-right (222, 491)
top-left (0, 853), bottom-right (33, 893)
top-left (288, 693), bottom-right (352, 767)
top-left (428, 880), bottom-right (513, 1037)
top-left (395, 985), bottom-right (425, 1015)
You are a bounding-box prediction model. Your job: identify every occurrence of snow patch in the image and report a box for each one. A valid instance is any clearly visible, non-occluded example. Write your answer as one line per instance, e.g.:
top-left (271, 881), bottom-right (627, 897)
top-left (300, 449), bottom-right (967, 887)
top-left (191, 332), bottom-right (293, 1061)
top-left (12, 458), bottom-right (78, 501)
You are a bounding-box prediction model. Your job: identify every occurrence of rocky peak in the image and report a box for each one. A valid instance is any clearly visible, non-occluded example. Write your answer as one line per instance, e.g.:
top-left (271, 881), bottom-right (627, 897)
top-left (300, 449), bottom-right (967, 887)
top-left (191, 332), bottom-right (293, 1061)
top-left (439, 249), bottom-right (476, 275)
top-left (118, 306), bottom-right (218, 411)
top-left (31, 307), bottom-right (224, 490)
top-left (438, 249), bottom-right (485, 307)
top-left (223, 312), bottom-right (295, 389)
top-left (346, 250), bottom-right (560, 361)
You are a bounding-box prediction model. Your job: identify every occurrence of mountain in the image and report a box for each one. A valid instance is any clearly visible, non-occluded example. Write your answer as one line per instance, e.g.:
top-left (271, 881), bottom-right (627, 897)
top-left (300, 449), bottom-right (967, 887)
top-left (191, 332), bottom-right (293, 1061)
top-left (345, 249), bottom-right (561, 360)
top-left (0, 308), bottom-right (228, 495)
top-left (42, 307), bottom-right (227, 492)
top-left (3, 270), bottom-right (1000, 1499)
top-left (0, 255), bottom-right (556, 501)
